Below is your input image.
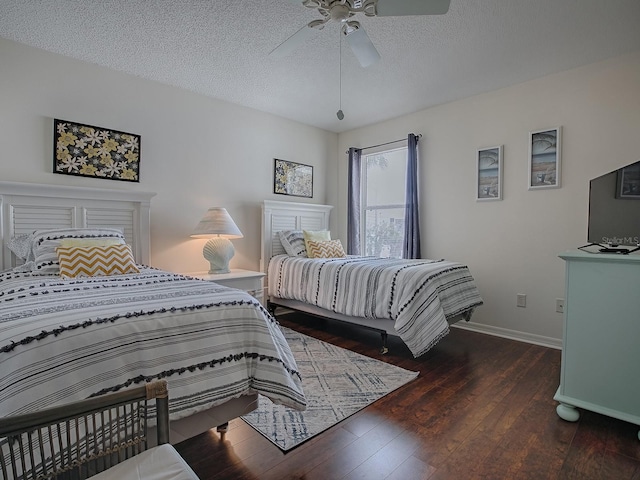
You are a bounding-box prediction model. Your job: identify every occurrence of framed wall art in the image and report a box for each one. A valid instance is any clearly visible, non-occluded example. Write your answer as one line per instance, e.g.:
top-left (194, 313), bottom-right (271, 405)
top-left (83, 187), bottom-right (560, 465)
top-left (528, 126), bottom-right (561, 190)
top-left (53, 119), bottom-right (141, 182)
top-left (476, 145), bottom-right (503, 201)
top-left (274, 158), bottom-right (313, 198)
top-left (615, 161), bottom-right (640, 198)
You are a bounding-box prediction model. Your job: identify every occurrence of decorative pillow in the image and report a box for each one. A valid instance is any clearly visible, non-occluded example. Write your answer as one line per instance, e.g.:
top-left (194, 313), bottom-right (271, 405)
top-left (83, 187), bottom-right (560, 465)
top-left (29, 228), bottom-right (127, 275)
top-left (7, 233), bottom-right (35, 261)
top-left (56, 244), bottom-right (139, 278)
top-left (59, 238), bottom-right (124, 248)
top-left (306, 239), bottom-right (346, 258)
top-left (303, 230), bottom-right (331, 255)
top-left (278, 230), bottom-right (308, 257)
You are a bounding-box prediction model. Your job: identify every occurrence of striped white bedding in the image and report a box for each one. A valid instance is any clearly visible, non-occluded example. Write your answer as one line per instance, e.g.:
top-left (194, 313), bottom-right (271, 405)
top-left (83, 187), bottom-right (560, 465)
top-left (268, 255), bottom-right (483, 357)
top-left (0, 267), bottom-right (306, 420)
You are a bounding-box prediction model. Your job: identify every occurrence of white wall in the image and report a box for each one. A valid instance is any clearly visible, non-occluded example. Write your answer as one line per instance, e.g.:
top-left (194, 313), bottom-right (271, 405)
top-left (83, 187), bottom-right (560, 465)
top-left (3, 36), bottom-right (639, 346)
top-left (335, 52), bottom-right (640, 346)
top-left (0, 38), bottom-right (337, 273)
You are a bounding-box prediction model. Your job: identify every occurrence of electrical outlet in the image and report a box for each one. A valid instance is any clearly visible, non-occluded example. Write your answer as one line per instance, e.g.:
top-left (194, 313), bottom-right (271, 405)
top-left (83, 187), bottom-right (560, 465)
top-left (556, 298), bottom-right (564, 313)
top-left (517, 294), bottom-right (526, 308)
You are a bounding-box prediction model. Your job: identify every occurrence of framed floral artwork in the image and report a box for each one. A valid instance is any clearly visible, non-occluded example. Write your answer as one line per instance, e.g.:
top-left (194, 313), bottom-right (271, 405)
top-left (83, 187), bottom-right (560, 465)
top-left (274, 159), bottom-right (313, 198)
top-left (53, 119), bottom-right (141, 182)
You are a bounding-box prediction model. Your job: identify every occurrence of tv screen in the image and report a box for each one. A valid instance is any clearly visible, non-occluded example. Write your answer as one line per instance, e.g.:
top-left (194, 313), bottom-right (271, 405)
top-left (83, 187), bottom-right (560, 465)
top-left (588, 160), bottom-right (640, 247)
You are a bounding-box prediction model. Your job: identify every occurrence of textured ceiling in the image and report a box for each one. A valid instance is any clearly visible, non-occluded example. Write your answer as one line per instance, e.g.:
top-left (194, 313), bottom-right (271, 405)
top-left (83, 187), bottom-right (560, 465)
top-left (1, 0), bottom-right (639, 133)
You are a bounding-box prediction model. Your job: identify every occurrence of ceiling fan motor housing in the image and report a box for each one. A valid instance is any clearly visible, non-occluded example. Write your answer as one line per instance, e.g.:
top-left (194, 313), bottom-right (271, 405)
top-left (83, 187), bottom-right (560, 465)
top-left (329, 4), bottom-right (352, 21)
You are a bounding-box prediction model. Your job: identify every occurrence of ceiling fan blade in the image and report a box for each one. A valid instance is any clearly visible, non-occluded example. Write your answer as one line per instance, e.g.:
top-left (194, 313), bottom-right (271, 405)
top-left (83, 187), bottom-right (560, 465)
top-left (376, 0), bottom-right (451, 16)
top-left (345, 27), bottom-right (381, 68)
top-left (269, 24), bottom-right (318, 58)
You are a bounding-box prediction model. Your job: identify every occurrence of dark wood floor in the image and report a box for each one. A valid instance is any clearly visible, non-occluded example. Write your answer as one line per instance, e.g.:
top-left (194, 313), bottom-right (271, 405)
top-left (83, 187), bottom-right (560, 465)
top-left (175, 313), bottom-right (640, 480)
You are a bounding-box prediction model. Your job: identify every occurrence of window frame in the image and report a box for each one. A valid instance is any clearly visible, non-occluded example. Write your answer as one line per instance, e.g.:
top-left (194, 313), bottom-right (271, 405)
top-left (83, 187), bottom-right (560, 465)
top-left (359, 145), bottom-right (408, 257)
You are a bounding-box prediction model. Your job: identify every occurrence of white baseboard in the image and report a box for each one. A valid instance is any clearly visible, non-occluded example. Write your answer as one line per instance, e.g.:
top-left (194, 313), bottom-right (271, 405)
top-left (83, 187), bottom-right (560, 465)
top-left (276, 305), bottom-right (563, 350)
top-left (452, 321), bottom-right (562, 350)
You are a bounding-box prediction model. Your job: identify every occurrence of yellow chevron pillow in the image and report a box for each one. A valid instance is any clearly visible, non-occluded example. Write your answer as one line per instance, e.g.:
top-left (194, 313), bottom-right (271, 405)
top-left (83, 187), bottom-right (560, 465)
top-left (56, 244), bottom-right (140, 278)
top-left (306, 239), bottom-right (346, 258)
top-left (303, 230), bottom-right (331, 255)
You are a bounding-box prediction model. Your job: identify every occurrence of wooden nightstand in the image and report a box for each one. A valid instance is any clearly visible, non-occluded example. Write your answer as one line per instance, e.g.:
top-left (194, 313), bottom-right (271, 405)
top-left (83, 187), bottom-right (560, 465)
top-left (184, 269), bottom-right (265, 304)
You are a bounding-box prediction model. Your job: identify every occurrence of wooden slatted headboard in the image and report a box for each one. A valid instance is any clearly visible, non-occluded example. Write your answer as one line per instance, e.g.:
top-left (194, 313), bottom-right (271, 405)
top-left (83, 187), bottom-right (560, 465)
top-left (0, 181), bottom-right (156, 271)
top-left (260, 200), bottom-right (333, 290)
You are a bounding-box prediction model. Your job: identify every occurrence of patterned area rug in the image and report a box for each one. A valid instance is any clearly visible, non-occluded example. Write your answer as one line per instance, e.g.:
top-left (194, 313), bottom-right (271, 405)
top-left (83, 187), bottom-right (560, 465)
top-left (241, 327), bottom-right (419, 451)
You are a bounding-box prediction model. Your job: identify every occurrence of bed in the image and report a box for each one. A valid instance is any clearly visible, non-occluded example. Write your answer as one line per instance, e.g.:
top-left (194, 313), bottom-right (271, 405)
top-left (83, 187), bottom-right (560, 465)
top-left (0, 182), bottom-right (306, 445)
top-left (260, 200), bottom-right (484, 357)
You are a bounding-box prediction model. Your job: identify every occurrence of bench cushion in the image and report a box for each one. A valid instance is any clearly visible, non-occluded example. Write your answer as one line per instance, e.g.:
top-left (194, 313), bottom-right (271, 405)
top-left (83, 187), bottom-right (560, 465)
top-left (90, 444), bottom-right (199, 480)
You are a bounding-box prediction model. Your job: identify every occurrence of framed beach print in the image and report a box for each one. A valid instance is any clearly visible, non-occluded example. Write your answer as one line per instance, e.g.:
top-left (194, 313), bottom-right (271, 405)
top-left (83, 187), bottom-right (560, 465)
top-left (615, 161), bottom-right (640, 198)
top-left (53, 119), bottom-right (140, 182)
top-left (476, 145), bottom-right (503, 201)
top-left (528, 127), bottom-right (561, 190)
top-left (274, 159), bottom-right (313, 198)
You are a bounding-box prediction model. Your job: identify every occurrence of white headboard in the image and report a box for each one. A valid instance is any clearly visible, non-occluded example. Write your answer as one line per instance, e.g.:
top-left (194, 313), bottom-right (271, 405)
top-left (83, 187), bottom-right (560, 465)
top-left (260, 200), bottom-right (333, 286)
top-left (0, 181), bottom-right (156, 271)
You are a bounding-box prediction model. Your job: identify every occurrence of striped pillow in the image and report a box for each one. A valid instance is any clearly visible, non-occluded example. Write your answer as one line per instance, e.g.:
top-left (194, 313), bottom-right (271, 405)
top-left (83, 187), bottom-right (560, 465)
top-left (28, 228), bottom-right (126, 275)
top-left (306, 239), bottom-right (346, 258)
top-left (278, 230), bottom-right (308, 257)
top-left (56, 244), bottom-right (139, 278)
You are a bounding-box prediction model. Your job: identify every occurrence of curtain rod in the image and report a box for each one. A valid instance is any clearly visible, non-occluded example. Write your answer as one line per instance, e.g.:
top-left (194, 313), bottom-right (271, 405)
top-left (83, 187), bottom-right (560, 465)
top-left (345, 133), bottom-right (422, 154)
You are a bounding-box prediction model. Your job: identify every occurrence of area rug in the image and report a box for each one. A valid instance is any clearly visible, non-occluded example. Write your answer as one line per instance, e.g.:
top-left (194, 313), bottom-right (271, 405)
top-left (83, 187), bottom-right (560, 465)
top-left (241, 327), bottom-right (419, 451)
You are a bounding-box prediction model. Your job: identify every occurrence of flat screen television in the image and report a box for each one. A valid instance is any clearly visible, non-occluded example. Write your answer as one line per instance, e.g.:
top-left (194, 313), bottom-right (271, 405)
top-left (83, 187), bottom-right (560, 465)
top-left (587, 160), bottom-right (640, 252)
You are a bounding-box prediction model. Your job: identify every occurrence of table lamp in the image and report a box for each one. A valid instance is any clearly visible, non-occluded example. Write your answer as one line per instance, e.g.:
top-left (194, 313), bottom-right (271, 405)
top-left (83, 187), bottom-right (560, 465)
top-left (191, 207), bottom-right (243, 274)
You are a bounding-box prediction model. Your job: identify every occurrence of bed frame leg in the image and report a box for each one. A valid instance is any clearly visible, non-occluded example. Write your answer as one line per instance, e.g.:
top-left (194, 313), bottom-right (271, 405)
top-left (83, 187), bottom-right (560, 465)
top-left (380, 332), bottom-right (389, 355)
top-left (266, 301), bottom-right (276, 317)
top-left (217, 422), bottom-right (229, 440)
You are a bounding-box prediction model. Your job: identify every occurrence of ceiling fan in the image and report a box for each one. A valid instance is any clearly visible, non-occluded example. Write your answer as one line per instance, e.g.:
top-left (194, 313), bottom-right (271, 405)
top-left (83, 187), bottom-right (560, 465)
top-left (270, 0), bottom-right (451, 68)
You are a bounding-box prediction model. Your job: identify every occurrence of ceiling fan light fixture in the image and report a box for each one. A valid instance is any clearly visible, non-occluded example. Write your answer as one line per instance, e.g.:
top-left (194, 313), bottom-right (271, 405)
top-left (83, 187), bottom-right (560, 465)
top-left (342, 21), bottom-right (359, 35)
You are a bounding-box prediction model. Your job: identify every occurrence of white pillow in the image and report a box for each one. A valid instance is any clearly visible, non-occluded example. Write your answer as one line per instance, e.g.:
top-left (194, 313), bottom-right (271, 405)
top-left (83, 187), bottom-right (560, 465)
top-left (24, 228), bottom-right (127, 275)
top-left (278, 230), bottom-right (307, 257)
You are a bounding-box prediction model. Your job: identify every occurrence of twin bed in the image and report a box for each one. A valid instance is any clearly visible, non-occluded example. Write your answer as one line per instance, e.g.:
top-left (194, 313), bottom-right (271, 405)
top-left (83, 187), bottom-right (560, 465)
top-left (1, 183), bottom-right (483, 456)
top-left (260, 200), bottom-right (483, 356)
top-left (0, 182), bottom-right (305, 448)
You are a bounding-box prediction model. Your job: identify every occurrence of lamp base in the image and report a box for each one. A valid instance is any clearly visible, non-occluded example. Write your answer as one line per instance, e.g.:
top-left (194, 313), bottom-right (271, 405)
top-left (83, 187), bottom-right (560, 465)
top-left (203, 237), bottom-right (234, 274)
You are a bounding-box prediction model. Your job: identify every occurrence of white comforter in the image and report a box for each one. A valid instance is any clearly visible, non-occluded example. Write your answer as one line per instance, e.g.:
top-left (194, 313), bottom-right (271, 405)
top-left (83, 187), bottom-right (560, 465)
top-left (268, 255), bottom-right (483, 357)
top-left (0, 267), bottom-right (306, 419)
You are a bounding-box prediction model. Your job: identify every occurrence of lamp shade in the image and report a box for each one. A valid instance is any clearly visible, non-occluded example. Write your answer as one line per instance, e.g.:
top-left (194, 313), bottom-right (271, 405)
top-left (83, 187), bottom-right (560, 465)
top-left (191, 207), bottom-right (243, 239)
top-left (191, 208), bottom-right (243, 274)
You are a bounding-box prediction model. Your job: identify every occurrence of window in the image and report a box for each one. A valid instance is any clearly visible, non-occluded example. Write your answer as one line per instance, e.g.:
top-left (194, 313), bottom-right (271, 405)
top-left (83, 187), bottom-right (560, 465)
top-left (361, 147), bottom-right (407, 258)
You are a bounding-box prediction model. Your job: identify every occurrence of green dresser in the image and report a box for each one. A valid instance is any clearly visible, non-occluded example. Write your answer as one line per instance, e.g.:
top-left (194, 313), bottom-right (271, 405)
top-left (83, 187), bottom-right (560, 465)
top-left (555, 251), bottom-right (640, 440)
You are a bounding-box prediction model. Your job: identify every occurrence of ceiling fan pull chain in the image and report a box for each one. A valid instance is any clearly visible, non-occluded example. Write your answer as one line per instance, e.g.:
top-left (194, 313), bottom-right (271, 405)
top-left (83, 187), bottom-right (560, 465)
top-left (337, 28), bottom-right (345, 120)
